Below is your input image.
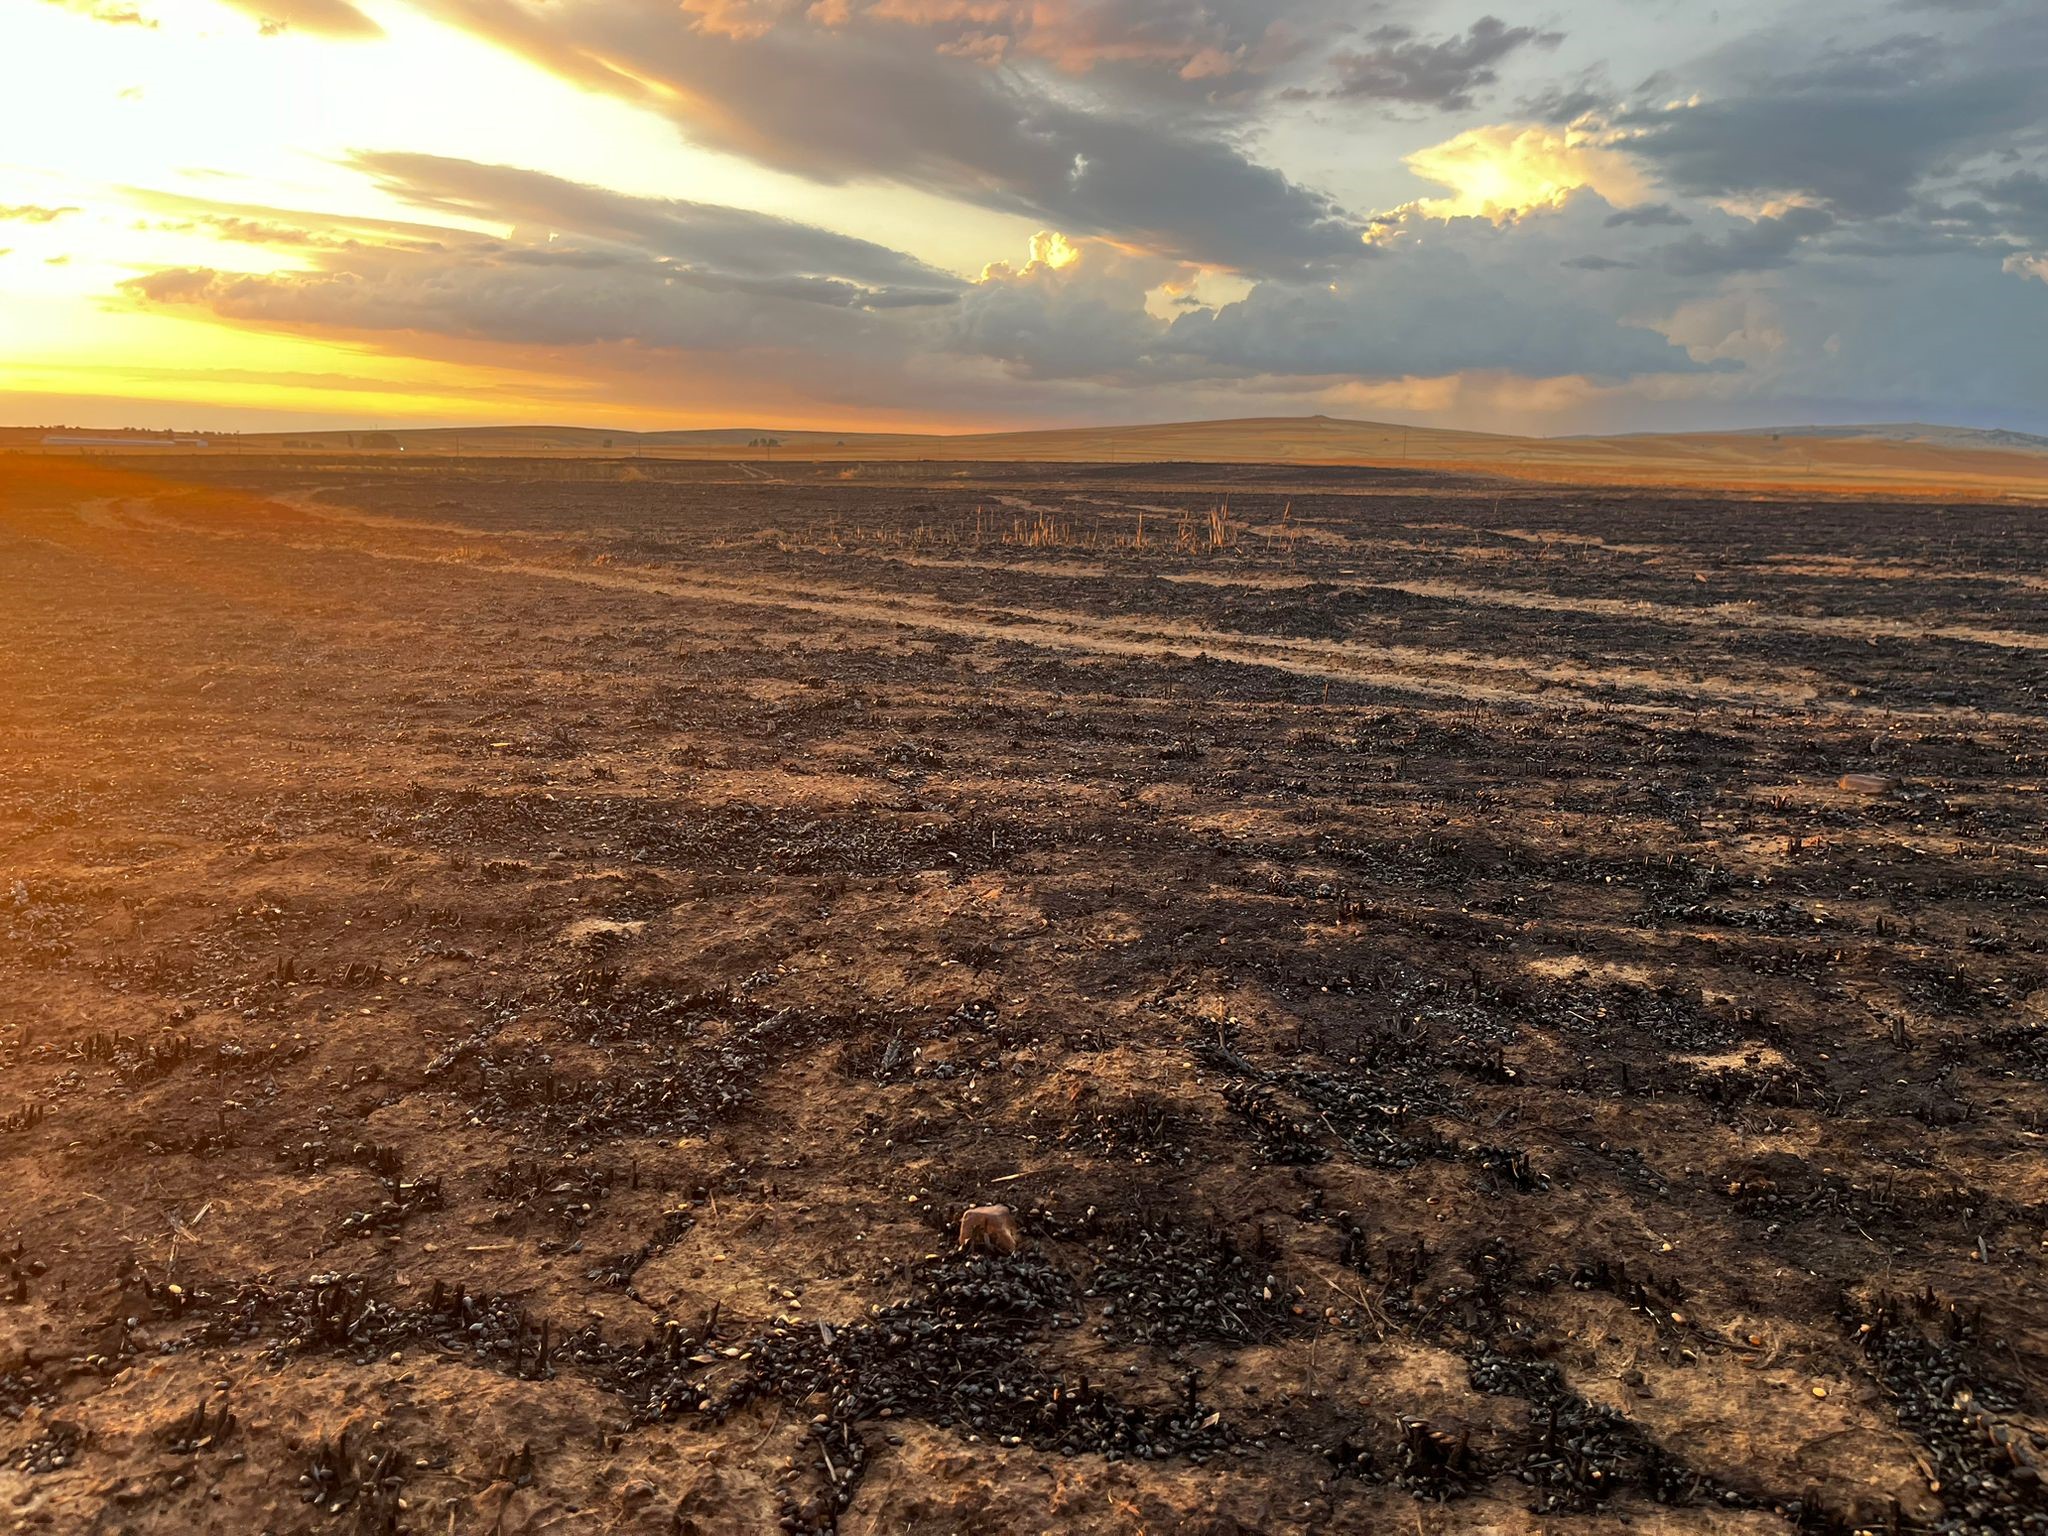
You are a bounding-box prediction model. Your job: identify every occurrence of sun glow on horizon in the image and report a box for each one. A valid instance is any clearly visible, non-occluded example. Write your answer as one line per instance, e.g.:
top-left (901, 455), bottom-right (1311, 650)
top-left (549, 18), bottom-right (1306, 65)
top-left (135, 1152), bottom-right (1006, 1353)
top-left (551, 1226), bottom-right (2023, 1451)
top-left (0, 0), bottom-right (1041, 431)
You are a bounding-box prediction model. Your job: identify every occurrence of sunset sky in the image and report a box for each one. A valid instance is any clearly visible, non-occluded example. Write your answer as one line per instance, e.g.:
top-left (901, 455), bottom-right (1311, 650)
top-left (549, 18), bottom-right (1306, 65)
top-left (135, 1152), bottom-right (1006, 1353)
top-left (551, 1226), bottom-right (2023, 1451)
top-left (4, 0), bottom-right (2046, 434)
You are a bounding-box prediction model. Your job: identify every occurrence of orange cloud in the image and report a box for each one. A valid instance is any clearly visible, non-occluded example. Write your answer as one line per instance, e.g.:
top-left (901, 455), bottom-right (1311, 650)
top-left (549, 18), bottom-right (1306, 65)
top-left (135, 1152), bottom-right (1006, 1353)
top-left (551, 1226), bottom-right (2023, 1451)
top-left (215, 0), bottom-right (383, 37)
top-left (38, 0), bottom-right (156, 25)
top-left (679, 0), bottom-right (788, 41)
top-left (668, 0), bottom-right (1270, 79)
top-left (2005, 253), bottom-right (2048, 286)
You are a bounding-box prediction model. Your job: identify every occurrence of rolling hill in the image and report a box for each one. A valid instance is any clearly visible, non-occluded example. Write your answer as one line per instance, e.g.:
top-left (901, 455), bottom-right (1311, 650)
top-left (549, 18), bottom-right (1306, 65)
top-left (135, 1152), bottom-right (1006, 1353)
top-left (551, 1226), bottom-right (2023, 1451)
top-left (13, 415), bottom-right (2048, 497)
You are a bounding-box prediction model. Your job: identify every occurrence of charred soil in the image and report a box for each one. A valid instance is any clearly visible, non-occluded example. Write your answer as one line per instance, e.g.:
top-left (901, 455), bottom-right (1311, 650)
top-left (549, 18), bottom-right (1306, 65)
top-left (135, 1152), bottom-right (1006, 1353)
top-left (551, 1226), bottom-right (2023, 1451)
top-left (1, 453), bottom-right (2045, 1534)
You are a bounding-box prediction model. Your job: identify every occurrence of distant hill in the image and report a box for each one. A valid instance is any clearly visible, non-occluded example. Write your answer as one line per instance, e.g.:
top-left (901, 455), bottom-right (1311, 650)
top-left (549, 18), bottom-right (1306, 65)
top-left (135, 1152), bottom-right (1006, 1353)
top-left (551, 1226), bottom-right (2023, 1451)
top-left (14, 414), bottom-right (2047, 498)
top-left (1713, 423), bottom-right (2048, 455)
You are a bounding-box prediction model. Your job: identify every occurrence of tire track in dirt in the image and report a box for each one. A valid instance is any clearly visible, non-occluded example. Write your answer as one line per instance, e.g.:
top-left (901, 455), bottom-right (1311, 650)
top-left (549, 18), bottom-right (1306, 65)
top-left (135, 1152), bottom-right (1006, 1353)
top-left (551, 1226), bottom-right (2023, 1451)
top-left (77, 491), bottom-right (2030, 721)
top-left (1413, 521), bottom-right (2048, 594)
top-left (126, 498), bottom-right (2037, 724)
top-left (289, 489), bottom-right (2047, 619)
top-left (309, 546), bottom-right (1686, 713)
top-left (876, 555), bottom-right (2048, 653)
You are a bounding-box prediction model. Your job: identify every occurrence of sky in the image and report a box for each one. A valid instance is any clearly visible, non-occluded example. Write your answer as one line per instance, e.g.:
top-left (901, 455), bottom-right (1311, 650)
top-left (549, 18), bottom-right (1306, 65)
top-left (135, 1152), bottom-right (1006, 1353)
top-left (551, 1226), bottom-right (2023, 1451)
top-left (3, 0), bottom-right (2046, 436)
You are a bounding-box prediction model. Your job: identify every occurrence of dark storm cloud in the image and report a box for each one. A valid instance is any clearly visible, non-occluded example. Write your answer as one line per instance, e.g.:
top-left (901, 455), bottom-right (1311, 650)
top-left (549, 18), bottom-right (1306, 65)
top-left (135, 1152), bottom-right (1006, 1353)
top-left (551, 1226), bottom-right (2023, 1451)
top-left (1518, 80), bottom-right (1612, 125)
top-left (1818, 200), bottom-right (2018, 259)
top-left (122, 241), bottom-right (911, 353)
top-left (120, 155), bottom-right (969, 359)
top-left (844, 0), bottom-right (1324, 89)
top-left (1327, 17), bottom-right (1563, 112)
top-left (1658, 206), bottom-right (1836, 277)
top-left (411, 0), bottom-right (1365, 276)
top-left (924, 193), bottom-right (1710, 388)
top-left (132, 265), bottom-right (750, 353)
top-left (937, 253), bottom-right (1710, 386)
top-left (1970, 169), bottom-right (2048, 241)
top-left (1617, 19), bottom-right (2048, 218)
top-left (1562, 254), bottom-right (1635, 270)
top-left (122, 157), bottom-right (1710, 402)
top-left (122, 186), bottom-right (480, 251)
top-left (126, 237), bottom-right (1711, 397)
top-left (1978, 170), bottom-right (2048, 213)
top-left (348, 153), bottom-right (965, 303)
top-left (1163, 279), bottom-right (1698, 381)
top-left (1604, 203), bottom-right (1690, 229)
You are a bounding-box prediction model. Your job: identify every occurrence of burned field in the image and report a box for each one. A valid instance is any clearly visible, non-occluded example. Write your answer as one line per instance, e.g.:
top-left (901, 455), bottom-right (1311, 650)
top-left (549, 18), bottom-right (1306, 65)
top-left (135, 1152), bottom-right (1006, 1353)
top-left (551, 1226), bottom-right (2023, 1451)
top-left (1, 452), bottom-right (2046, 1535)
